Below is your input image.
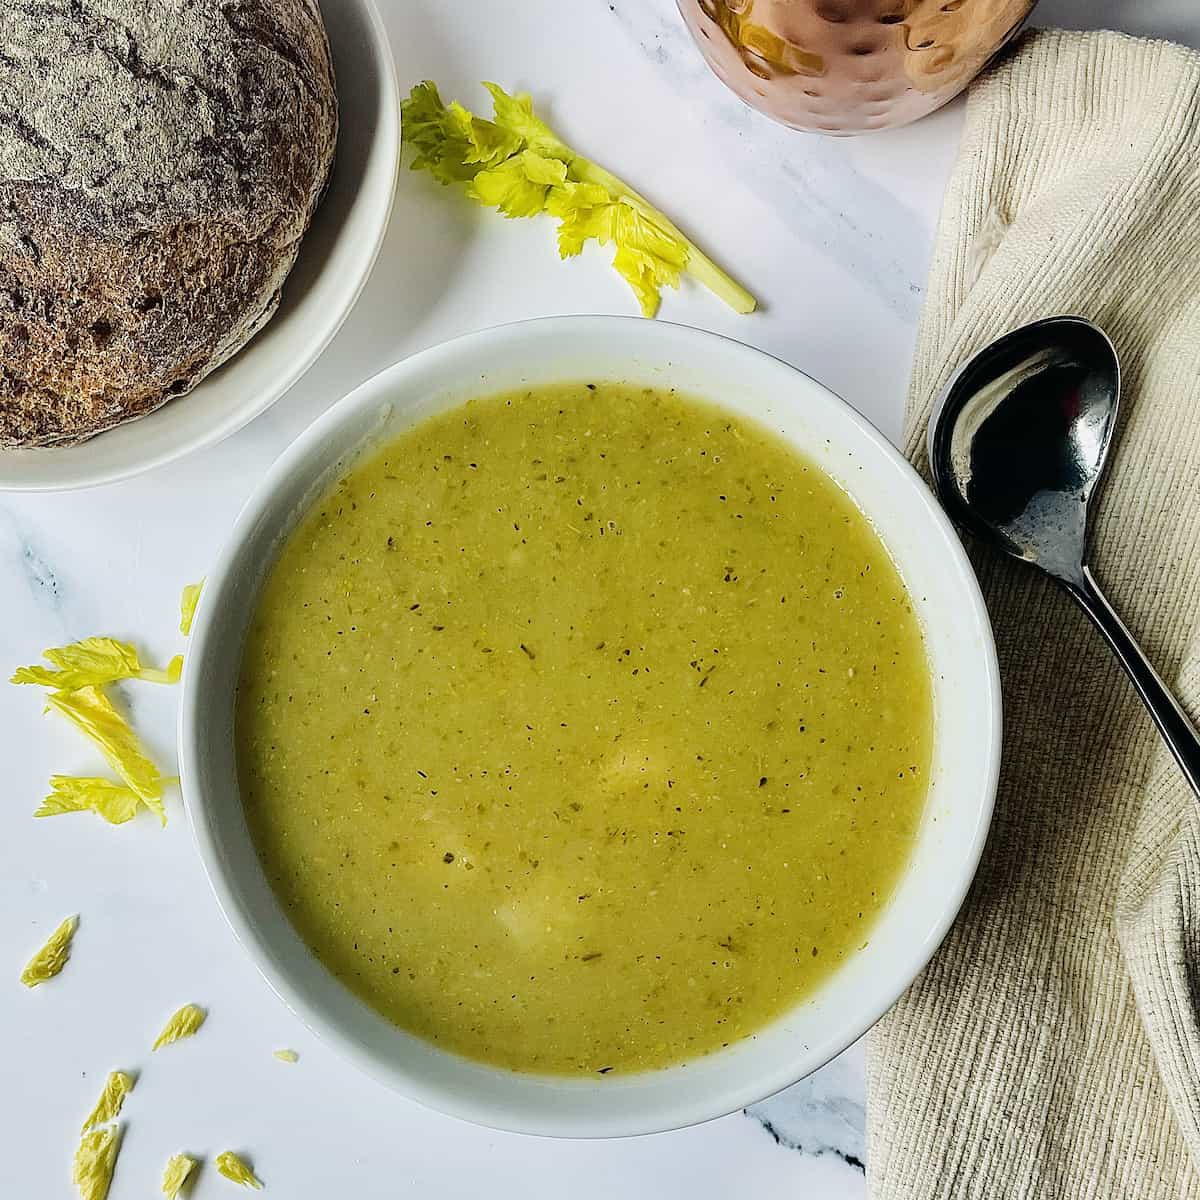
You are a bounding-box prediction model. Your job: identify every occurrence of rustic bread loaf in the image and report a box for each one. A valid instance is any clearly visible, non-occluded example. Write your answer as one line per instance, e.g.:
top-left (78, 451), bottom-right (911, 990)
top-left (0, 0), bottom-right (338, 447)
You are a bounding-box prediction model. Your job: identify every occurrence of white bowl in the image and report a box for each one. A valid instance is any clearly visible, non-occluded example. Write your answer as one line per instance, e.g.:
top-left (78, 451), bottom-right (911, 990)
top-left (0, 0), bottom-right (399, 492)
top-left (180, 317), bottom-right (1001, 1138)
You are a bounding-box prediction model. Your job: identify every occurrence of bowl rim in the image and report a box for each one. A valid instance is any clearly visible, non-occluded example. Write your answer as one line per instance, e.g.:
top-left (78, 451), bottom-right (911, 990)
top-left (179, 315), bottom-right (1002, 1137)
top-left (0, 0), bottom-right (399, 493)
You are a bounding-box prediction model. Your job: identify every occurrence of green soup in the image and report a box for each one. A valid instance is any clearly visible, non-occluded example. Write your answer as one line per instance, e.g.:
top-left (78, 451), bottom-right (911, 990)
top-left (236, 383), bottom-right (932, 1075)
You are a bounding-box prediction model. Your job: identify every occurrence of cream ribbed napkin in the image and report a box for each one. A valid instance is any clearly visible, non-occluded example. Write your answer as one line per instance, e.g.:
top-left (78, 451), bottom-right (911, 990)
top-left (865, 28), bottom-right (1200, 1199)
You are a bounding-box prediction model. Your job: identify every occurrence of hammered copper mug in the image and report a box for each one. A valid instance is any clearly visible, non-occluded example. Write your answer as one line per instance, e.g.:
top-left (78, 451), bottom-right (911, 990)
top-left (678, 0), bottom-right (1036, 134)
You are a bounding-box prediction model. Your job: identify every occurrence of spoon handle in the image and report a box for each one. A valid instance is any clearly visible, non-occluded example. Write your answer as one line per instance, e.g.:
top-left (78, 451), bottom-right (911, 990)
top-left (1066, 566), bottom-right (1200, 799)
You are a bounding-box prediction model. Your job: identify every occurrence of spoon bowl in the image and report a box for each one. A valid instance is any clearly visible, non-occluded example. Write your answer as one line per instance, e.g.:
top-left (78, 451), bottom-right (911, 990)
top-left (928, 316), bottom-right (1120, 587)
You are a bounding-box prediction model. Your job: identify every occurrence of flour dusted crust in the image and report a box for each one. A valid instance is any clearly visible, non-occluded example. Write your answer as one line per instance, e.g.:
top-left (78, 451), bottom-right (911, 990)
top-left (0, 0), bottom-right (337, 447)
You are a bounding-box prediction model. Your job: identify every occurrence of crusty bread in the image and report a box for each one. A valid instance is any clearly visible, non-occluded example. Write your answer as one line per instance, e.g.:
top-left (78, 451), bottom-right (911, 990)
top-left (0, 0), bottom-right (338, 447)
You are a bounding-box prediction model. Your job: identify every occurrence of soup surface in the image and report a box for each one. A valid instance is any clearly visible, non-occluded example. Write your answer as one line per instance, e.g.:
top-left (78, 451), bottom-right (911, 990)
top-left (237, 383), bottom-right (932, 1074)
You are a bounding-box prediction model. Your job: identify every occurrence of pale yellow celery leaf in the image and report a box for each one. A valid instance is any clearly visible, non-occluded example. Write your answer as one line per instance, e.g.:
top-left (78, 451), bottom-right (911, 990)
top-left (45, 686), bottom-right (164, 805)
top-left (36, 777), bottom-right (142, 825)
top-left (273, 1049), bottom-right (299, 1063)
top-left (482, 82), bottom-right (570, 158)
top-left (161, 1153), bottom-right (198, 1199)
top-left (72, 1125), bottom-right (122, 1200)
top-left (180, 580), bottom-right (205, 636)
top-left (215, 1151), bottom-right (263, 1190)
top-left (553, 195), bottom-right (616, 258)
top-left (400, 82), bottom-right (475, 185)
top-left (612, 250), bottom-right (674, 318)
top-left (572, 157), bottom-right (756, 314)
top-left (608, 206), bottom-right (688, 316)
top-left (45, 638), bottom-right (180, 686)
top-left (81, 1071), bottom-right (135, 1133)
top-left (468, 150), bottom-right (567, 218)
top-left (403, 81), bottom-right (553, 187)
top-left (446, 101), bottom-right (521, 167)
top-left (153, 1003), bottom-right (207, 1050)
top-left (545, 179), bottom-right (610, 225)
top-left (13, 637), bottom-right (144, 691)
top-left (20, 915), bottom-right (77, 987)
top-left (558, 197), bottom-right (687, 316)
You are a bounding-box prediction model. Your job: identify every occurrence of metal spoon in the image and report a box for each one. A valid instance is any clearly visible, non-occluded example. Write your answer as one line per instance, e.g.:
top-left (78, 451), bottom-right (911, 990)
top-left (928, 314), bottom-right (1200, 797)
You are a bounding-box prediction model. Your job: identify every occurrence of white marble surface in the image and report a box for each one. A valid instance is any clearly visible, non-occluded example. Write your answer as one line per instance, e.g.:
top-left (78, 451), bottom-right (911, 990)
top-left (3, 1), bottom-right (1198, 1197)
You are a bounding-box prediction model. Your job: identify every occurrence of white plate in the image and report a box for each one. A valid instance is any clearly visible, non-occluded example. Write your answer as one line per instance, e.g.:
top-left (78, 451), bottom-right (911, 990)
top-left (180, 316), bottom-right (1002, 1137)
top-left (0, 0), bottom-right (399, 492)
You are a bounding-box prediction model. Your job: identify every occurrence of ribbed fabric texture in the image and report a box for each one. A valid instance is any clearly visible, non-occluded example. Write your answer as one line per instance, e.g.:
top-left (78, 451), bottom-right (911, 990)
top-left (865, 29), bottom-right (1200, 1199)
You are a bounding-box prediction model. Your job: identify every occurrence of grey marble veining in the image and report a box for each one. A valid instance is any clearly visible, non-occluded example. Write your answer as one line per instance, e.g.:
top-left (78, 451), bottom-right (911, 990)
top-left (606, 0), bottom-right (937, 320)
top-left (747, 1045), bottom-right (867, 1172)
top-left (20, 541), bottom-right (61, 612)
top-left (0, 508), bottom-right (62, 614)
